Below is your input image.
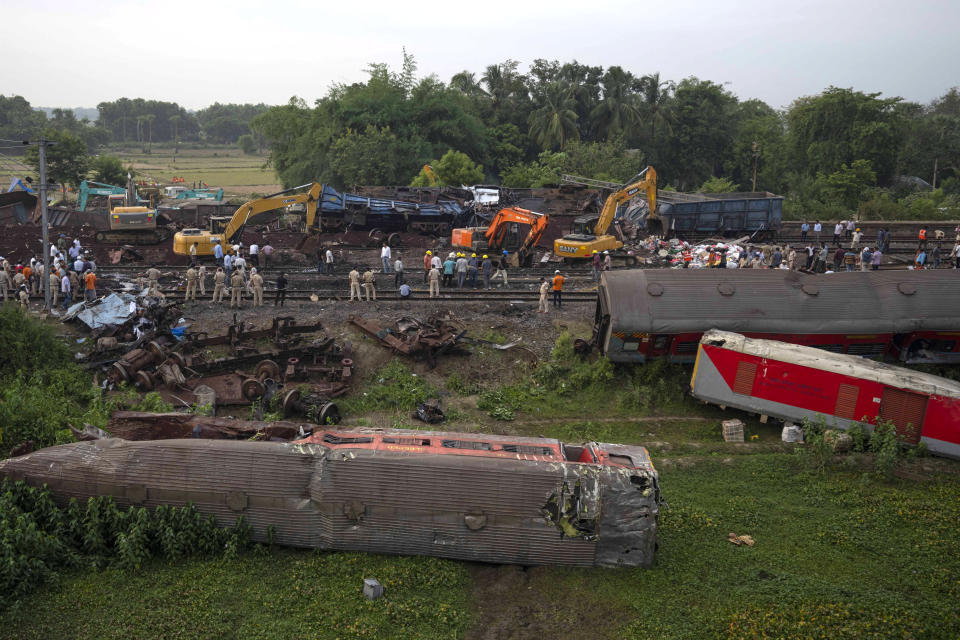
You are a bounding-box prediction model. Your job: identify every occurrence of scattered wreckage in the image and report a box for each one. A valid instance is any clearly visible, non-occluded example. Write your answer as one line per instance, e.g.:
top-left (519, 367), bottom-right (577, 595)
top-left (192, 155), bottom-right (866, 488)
top-left (0, 428), bottom-right (660, 568)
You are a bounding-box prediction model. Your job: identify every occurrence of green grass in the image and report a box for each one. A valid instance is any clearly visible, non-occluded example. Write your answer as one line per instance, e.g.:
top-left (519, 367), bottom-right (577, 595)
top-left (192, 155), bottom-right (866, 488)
top-left (109, 144), bottom-right (278, 193)
top-left (0, 550), bottom-right (470, 639)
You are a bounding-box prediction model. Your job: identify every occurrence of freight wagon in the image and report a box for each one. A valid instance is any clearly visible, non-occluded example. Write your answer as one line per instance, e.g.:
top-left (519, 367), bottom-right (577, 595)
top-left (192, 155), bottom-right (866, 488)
top-left (0, 428), bottom-right (661, 568)
top-left (595, 270), bottom-right (960, 365)
top-left (690, 330), bottom-right (960, 458)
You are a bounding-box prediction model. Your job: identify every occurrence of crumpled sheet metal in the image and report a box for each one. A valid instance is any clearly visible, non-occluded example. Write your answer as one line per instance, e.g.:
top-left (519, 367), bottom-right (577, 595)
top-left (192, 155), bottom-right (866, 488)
top-left (68, 292), bottom-right (138, 330)
top-left (0, 435), bottom-right (660, 568)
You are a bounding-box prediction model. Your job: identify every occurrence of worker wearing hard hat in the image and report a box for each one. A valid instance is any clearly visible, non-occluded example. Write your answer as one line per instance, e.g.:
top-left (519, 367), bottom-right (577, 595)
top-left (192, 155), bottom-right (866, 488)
top-left (423, 250), bottom-right (433, 283)
top-left (455, 252), bottom-right (468, 288)
top-left (591, 249), bottom-right (601, 281)
top-left (851, 227), bottom-right (863, 250)
top-left (481, 254), bottom-right (493, 289)
top-left (552, 270), bottom-right (565, 308)
top-left (468, 253), bottom-right (479, 289)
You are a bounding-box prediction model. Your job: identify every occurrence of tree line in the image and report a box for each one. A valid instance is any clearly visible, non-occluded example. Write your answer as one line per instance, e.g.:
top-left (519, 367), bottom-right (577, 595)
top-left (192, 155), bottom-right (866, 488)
top-left (2, 53), bottom-right (959, 219)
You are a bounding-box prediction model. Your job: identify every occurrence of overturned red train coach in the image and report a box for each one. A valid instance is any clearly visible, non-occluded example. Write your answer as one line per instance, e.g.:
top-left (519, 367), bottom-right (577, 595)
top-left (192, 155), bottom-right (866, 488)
top-left (690, 330), bottom-right (960, 458)
top-left (0, 428), bottom-right (661, 568)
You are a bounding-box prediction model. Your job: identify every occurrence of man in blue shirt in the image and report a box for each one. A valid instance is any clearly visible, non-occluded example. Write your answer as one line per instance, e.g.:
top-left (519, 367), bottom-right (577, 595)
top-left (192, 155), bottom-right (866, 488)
top-left (800, 221), bottom-right (809, 242)
top-left (213, 241), bottom-right (224, 268)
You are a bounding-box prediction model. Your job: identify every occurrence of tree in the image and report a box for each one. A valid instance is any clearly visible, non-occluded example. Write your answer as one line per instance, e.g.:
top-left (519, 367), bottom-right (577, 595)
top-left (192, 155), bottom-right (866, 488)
top-left (699, 176), bottom-right (738, 192)
top-left (786, 87), bottom-right (904, 184)
top-left (26, 128), bottom-right (89, 201)
top-left (90, 155), bottom-right (126, 185)
top-left (434, 150), bottom-right (484, 185)
top-left (169, 114), bottom-right (181, 154)
top-left (528, 82), bottom-right (579, 151)
top-left (636, 72), bottom-right (675, 145)
top-left (590, 66), bottom-right (639, 140)
top-left (0, 95), bottom-right (46, 141)
top-left (662, 78), bottom-right (737, 190)
top-left (500, 151), bottom-right (564, 188)
top-left (819, 159), bottom-right (877, 211)
top-left (237, 134), bottom-right (257, 155)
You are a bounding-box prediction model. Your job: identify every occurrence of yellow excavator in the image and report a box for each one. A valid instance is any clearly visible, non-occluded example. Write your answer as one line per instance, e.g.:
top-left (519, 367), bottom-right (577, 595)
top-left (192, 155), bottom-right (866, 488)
top-left (173, 183), bottom-right (323, 256)
top-left (553, 166), bottom-right (657, 259)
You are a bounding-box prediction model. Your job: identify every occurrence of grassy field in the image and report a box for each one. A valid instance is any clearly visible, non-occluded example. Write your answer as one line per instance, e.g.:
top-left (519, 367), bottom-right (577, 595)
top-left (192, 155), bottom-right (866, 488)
top-left (2, 340), bottom-right (959, 638)
top-left (110, 144), bottom-right (281, 197)
top-left (3, 452), bottom-right (957, 639)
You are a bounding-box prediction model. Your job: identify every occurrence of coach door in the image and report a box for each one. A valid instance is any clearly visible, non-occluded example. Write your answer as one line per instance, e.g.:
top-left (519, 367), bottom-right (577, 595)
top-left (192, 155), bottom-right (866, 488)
top-left (878, 388), bottom-right (928, 444)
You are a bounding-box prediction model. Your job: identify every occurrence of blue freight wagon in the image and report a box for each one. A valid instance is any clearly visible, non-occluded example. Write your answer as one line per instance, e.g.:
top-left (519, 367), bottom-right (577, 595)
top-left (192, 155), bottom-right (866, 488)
top-left (652, 191), bottom-right (783, 240)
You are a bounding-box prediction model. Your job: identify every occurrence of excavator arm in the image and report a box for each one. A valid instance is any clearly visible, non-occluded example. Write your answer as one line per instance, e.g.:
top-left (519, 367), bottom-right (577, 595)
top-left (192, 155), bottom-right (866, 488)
top-left (593, 166), bottom-right (657, 236)
top-left (222, 182), bottom-right (323, 244)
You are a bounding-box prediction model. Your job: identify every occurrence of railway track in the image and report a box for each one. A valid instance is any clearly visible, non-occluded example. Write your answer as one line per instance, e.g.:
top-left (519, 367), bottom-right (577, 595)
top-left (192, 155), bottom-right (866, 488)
top-left (75, 288), bottom-right (598, 304)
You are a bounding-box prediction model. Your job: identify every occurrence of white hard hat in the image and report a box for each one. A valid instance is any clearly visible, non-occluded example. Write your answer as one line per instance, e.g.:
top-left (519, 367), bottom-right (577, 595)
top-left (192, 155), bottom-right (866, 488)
top-left (555, 270), bottom-right (560, 274)
top-left (603, 250), bottom-right (609, 254)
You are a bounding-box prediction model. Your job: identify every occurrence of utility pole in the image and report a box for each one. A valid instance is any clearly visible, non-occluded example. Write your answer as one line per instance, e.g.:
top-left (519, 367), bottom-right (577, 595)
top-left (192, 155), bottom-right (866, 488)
top-left (751, 141), bottom-right (760, 192)
top-left (37, 137), bottom-right (53, 311)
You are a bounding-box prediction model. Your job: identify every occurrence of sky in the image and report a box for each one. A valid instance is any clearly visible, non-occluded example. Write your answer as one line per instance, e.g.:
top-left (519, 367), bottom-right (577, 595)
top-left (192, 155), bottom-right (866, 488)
top-left (5, 0), bottom-right (959, 111)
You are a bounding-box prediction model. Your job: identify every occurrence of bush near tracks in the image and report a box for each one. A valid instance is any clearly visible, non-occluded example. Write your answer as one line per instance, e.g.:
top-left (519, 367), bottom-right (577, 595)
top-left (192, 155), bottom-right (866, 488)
top-left (0, 306), bottom-right (174, 457)
top-left (0, 479), bottom-right (256, 610)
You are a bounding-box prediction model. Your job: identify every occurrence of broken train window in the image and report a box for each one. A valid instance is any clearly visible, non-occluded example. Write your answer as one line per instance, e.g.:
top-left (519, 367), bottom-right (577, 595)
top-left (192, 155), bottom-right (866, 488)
top-left (542, 479), bottom-right (599, 540)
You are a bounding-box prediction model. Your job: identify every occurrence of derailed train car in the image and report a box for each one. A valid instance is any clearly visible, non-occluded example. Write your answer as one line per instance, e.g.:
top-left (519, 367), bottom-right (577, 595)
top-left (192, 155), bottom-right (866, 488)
top-left (690, 330), bottom-right (960, 458)
top-left (595, 270), bottom-right (960, 365)
top-left (0, 429), bottom-right (660, 568)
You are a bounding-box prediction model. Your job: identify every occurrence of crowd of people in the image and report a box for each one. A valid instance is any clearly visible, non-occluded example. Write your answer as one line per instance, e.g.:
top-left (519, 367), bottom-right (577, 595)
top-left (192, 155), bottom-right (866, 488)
top-left (0, 234), bottom-right (98, 312)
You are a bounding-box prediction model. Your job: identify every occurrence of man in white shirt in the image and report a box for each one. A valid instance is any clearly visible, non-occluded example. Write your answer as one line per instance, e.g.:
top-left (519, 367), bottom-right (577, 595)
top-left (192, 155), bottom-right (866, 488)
top-left (833, 222), bottom-right (843, 244)
top-left (325, 248), bottom-right (334, 274)
top-left (249, 243), bottom-right (259, 267)
top-left (60, 272), bottom-right (71, 309)
top-left (380, 243), bottom-right (392, 273)
top-left (813, 221), bottom-right (822, 242)
top-left (73, 256), bottom-right (84, 273)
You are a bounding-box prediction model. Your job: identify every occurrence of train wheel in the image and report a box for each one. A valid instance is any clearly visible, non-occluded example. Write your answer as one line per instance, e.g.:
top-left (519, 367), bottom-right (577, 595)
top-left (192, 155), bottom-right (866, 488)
top-left (318, 402), bottom-right (341, 425)
top-left (255, 359), bottom-right (281, 381)
top-left (95, 232), bottom-right (105, 242)
top-left (386, 232), bottom-right (400, 247)
top-left (242, 378), bottom-right (265, 401)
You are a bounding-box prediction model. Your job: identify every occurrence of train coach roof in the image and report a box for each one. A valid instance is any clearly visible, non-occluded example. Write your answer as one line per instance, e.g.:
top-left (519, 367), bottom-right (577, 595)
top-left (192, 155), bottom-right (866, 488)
top-left (701, 330), bottom-right (960, 399)
top-left (600, 269), bottom-right (960, 335)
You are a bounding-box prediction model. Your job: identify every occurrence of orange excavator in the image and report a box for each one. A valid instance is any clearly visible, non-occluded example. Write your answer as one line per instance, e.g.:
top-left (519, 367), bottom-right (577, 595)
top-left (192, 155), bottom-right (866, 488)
top-left (451, 207), bottom-right (549, 267)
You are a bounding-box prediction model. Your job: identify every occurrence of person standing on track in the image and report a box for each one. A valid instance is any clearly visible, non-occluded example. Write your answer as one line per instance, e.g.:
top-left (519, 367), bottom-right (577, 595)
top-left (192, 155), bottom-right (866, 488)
top-left (198, 264), bottom-right (207, 296)
top-left (423, 250), bottom-right (433, 283)
top-left (348, 267), bottom-right (362, 301)
top-left (591, 250), bottom-right (601, 281)
top-left (800, 221), bottom-right (809, 242)
top-left (394, 255), bottom-right (404, 288)
top-left (185, 266), bottom-right (198, 301)
top-left (429, 263), bottom-right (441, 298)
top-left (468, 253), bottom-right (479, 289)
top-left (229, 269), bottom-right (244, 308)
top-left (362, 268), bottom-right (376, 301)
top-left (60, 270), bottom-right (71, 309)
top-left (381, 243), bottom-right (392, 273)
top-left (552, 270), bottom-right (564, 308)
top-left (456, 253), bottom-right (468, 288)
top-left (213, 267), bottom-right (226, 303)
top-left (481, 254), bottom-right (493, 289)
top-left (443, 254), bottom-right (455, 287)
top-left (324, 247), bottom-right (334, 275)
top-left (493, 251), bottom-right (509, 286)
top-left (190, 242), bottom-right (198, 267)
top-left (274, 272), bottom-right (288, 307)
top-left (249, 242), bottom-right (259, 268)
top-left (213, 240), bottom-right (224, 268)
top-left (261, 242), bottom-right (273, 270)
top-left (813, 220), bottom-right (822, 243)
top-left (250, 268), bottom-right (264, 307)
top-left (538, 277), bottom-right (549, 314)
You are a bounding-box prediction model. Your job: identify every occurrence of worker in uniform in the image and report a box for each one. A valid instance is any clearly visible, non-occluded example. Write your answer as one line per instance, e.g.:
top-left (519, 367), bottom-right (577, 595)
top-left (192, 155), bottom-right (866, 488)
top-left (229, 269), bottom-right (244, 308)
top-left (0, 265), bottom-right (9, 302)
top-left (249, 267), bottom-right (264, 307)
top-left (428, 264), bottom-right (441, 298)
top-left (49, 269), bottom-right (60, 308)
top-left (17, 284), bottom-right (29, 312)
top-left (213, 267), bottom-right (227, 303)
top-left (538, 277), bottom-right (549, 314)
top-left (918, 227), bottom-right (927, 250)
top-left (552, 270), bottom-right (564, 308)
top-left (147, 266), bottom-right (162, 297)
top-left (198, 264), bottom-right (207, 296)
top-left (13, 269), bottom-right (26, 294)
top-left (348, 267), bottom-right (362, 301)
top-left (481, 254), bottom-right (493, 289)
top-left (603, 250), bottom-right (612, 271)
top-left (68, 269), bottom-right (80, 300)
top-left (185, 267), bottom-right (198, 301)
top-left (423, 251), bottom-right (433, 283)
top-left (851, 228), bottom-right (862, 250)
top-left (362, 268), bottom-right (376, 301)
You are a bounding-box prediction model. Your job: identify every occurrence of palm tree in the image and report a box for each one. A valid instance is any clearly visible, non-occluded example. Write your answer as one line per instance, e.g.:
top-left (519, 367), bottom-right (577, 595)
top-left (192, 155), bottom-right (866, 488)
top-left (144, 114), bottom-right (155, 153)
top-left (637, 72), bottom-right (675, 143)
top-left (169, 114), bottom-right (181, 155)
top-left (450, 71), bottom-right (484, 97)
top-left (528, 82), bottom-right (580, 151)
top-left (481, 60), bottom-right (524, 122)
top-left (590, 66), bottom-right (640, 140)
